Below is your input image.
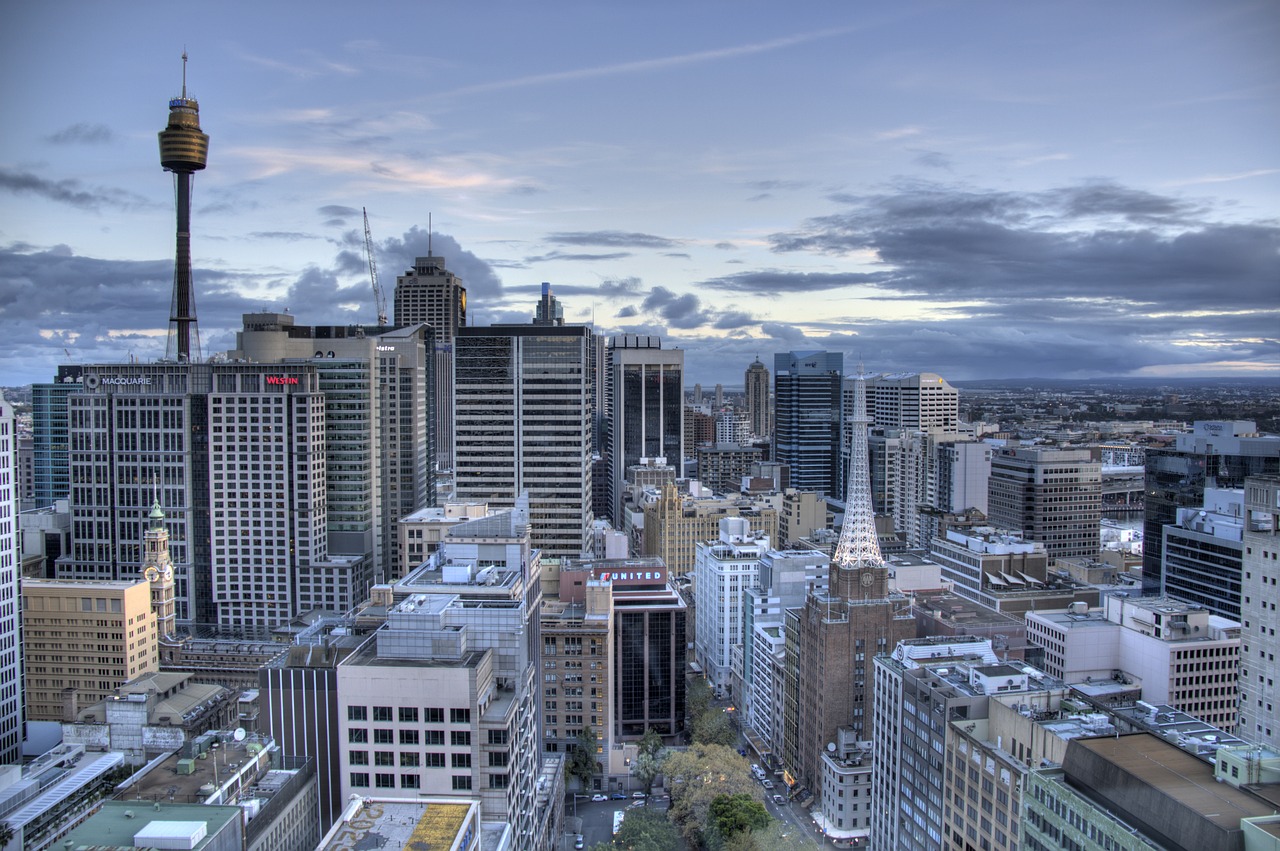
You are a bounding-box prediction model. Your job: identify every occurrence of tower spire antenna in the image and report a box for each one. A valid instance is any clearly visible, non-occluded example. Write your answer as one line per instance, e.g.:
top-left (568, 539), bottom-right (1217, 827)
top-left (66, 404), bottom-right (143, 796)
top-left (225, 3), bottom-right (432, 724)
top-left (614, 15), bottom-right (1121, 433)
top-left (428, 212), bottom-right (433, 255)
top-left (159, 51), bottom-right (209, 362)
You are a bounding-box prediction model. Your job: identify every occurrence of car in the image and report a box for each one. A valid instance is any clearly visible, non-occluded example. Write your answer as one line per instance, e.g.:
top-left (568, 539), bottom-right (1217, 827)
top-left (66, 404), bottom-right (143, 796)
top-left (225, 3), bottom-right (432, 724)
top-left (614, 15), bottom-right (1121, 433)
top-left (632, 791), bottom-right (647, 798)
top-left (591, 793), bottom-right (608, 802)
top-left (773, 794), bottom-right (785, 804)
top-left (762, 780), bottom-right (774, 790)
top-left (611, 792), bottom-right (627, 799)
top-left (573, 835), bottom-right (585, 850)
top-left (627, 799), bottom-right (645, 810)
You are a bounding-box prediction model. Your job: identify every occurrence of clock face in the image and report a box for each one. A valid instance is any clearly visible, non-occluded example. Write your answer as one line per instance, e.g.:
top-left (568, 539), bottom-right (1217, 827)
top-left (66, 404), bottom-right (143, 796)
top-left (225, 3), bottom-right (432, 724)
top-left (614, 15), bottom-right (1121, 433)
top-left (861, 571), bottom-right (874, 587)
top-left (145, 566), bottom-right (159, 582)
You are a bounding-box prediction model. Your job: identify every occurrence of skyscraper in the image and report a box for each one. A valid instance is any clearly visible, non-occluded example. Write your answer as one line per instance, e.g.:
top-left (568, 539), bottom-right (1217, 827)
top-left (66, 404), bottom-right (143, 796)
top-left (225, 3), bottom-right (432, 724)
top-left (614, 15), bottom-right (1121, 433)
top-left (987, 446), bottom-right (1101, 559)
top-left (61, 362), bottom-right (374, 627)
top-left (1142, 420), bottom-right (1280, 595)
top-left (774, 351), bottom-right (843, 498)
top-left (604, 335), bottom-right (683, 525)
top-left (29, 367), bottom-right (81, 509)
top-left (233, 313), bottom-right (437, 581)
top-left (744, 357), bottom-right (770, 440)
top-left (393, 253), bottom-right (466, 467)
top-left (454, 323), bottom-right (595, 559)
top-left (158, 53), bottom-right (209, 362)
top-left (794, 367), bottom-right (914, 799)
top-left (0, 395), bottom-right (22, 762)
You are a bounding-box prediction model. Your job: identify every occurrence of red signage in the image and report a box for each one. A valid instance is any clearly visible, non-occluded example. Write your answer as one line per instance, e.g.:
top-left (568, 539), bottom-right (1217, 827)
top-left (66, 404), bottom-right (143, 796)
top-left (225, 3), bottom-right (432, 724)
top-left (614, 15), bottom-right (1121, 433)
top-left (266, 376), bottom-right (299, 385)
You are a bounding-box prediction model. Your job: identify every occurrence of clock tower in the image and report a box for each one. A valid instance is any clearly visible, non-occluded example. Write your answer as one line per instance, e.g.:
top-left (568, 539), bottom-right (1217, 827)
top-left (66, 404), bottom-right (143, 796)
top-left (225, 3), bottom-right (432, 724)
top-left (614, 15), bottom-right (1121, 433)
top-left (141, 497), bottom-right (177, 641)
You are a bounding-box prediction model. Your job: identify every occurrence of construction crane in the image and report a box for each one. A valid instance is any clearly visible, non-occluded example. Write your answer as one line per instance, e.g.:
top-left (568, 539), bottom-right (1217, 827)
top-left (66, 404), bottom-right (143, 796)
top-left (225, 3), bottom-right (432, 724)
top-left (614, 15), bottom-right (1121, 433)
top-left (362, 207), bottom-right (388, 326)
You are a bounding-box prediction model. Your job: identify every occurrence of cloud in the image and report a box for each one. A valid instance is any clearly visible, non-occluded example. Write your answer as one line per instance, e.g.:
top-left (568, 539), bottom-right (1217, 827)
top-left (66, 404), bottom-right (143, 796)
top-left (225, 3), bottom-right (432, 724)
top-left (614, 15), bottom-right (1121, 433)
top-left (545, 230), bottom-right (682, 249)
top-left (769, 180), bottom-right (1278, 311)
top-left (45, 123), bottom-right (114, 145)
top-left (525, 251), bottom-right (633, 263)
top-left (319, 204), bottom-right (360, 219)
top-left (0, 168), bottom-right (150, 212)
top-left (0, 224), bottom-right (506, 382)
top-left (701, 269), bottom-right (889, 297)
top-left (641, 286), bottom-right (712, 329)
top-left (250, 231), bottom-right (318, 242)
top-left (912, 151), bottom-right (952, 170)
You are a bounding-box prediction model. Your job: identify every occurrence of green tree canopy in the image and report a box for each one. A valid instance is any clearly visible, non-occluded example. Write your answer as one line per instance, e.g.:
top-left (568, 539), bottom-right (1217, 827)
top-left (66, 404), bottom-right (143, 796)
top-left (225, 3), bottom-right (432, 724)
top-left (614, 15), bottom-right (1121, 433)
top-left (691, 706), bottom-right (737, 746)
top-left (709, 793), bottom-right (770, 841)
top-left (663, 743), bottom-right (763, 848)
top-left (611, 807), bottom-right (681, 851)
top-left (567, 726), bottom-right (599, 789)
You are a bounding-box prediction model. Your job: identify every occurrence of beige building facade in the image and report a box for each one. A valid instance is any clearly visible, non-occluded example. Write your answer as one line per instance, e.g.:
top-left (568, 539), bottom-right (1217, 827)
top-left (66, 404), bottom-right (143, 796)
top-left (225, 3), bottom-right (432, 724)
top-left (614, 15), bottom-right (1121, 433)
top-left (22, 577), bottom-right (157, 720)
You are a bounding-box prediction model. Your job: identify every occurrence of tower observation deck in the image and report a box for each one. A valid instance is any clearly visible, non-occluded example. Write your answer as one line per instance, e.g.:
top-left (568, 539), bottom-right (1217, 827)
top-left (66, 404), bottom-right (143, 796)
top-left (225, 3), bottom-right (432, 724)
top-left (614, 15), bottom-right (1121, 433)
top-left (158, 52), bottom-right (208, 362)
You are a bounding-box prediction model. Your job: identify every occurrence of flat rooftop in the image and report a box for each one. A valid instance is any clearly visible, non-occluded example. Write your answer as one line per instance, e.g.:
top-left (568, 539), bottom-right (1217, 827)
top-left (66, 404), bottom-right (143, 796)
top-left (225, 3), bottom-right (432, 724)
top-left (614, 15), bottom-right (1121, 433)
top-left (1074, 734), bottom-right (1273, 831)
top-left (61, 800), bottom-right (242, 850)
top-left (317, 798), bottom-right (486, 851)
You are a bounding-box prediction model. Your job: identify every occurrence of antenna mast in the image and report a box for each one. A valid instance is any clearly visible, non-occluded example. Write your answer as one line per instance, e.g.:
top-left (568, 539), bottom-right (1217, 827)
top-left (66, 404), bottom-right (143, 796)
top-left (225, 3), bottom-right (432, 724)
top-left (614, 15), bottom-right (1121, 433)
top-left (362, 207), bottom-right (387, 326)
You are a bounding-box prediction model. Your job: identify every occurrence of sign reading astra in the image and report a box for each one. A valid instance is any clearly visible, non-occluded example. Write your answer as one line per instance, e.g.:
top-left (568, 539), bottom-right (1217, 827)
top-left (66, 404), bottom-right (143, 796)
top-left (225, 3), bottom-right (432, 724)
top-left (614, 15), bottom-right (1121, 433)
top-left (266, 376), bottom-right (299, 386)
top-left (595, 567), bottom-right (667, 584)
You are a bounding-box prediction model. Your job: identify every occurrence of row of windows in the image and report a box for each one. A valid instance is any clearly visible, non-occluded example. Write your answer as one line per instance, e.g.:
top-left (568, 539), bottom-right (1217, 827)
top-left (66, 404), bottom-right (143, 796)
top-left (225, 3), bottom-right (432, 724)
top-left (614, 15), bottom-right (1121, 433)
top-left (347, 705), bottom-right (470, 724)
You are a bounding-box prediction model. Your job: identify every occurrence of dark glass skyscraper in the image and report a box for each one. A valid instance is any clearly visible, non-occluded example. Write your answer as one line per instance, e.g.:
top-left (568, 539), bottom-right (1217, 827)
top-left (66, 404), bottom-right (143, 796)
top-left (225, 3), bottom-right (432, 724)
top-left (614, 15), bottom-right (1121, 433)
top-left (1143, 420), bottom-right (1280, 594)
top-left (773, 351), bottom-right (843, 498)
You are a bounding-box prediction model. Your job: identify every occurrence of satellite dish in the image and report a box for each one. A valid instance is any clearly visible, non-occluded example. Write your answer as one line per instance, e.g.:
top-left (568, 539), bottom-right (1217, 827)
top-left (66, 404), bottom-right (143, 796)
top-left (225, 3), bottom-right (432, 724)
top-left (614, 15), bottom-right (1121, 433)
top-left (233, 728), bottom-right (246, 742)
top-left (827, 742), bottom-right (836, 753)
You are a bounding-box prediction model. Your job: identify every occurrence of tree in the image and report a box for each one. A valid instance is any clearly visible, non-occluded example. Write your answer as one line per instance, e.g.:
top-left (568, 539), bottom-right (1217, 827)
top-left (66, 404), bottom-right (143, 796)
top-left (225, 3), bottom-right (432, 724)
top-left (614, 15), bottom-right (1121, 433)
top-left (638, 726), bottom-right (664, 759)
top-left (663, 743), bottom-right (763, 848)
top-left (708, 793), bottom-right (770, 842)
top-left (691, 706), bottom-right (737, 746)
top-left (567, 726), bottom-right (599, 790)
top-left (687, 676), bottom-right (713, 721)
top-left (612, 807), bottom-right (681, 851)
top-left (632, 726), bottom-right (666, 793)
top-left (0, 822), bottom-right (12, 850)
top-left (720, 820), bottom-right (811, 851)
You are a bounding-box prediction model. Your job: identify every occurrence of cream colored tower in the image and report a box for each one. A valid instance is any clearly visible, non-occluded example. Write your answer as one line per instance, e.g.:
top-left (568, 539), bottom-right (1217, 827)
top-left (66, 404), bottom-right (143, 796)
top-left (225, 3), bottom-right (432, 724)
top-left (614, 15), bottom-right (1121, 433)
top-left (142, 498), bottom-right (177, 640)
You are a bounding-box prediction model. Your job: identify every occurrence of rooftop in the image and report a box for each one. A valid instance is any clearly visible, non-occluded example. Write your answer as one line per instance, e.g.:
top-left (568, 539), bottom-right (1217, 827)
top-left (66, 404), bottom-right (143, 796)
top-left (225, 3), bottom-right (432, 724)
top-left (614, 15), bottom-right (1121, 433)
top-left (60, 800), bottom-right (243, 850)
top-left (317, 797), bottom-right (489, 851)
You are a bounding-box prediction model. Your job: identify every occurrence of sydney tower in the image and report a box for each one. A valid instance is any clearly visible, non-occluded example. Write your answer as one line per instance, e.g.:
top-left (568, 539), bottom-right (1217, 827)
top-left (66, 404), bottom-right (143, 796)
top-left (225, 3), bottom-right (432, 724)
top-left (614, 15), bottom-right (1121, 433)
top-left (158, 53), bottom-right (209, 362)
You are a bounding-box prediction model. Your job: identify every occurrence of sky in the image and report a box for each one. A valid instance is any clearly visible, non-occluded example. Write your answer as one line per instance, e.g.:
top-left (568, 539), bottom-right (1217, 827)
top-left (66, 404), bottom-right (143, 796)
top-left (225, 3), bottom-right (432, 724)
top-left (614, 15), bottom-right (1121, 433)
top-left (1, 1), bottom-right (1277, 388)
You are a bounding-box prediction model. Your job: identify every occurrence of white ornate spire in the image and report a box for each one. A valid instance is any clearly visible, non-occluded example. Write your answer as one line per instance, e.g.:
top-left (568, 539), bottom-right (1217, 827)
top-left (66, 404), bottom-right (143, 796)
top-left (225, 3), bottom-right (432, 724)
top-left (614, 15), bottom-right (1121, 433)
top-left (832, 362), bottom-right (884, 571)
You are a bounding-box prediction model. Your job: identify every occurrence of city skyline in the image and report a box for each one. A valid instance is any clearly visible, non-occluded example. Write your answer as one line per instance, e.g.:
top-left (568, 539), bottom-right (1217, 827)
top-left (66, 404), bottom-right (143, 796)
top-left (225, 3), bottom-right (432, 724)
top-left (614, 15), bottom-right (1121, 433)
top-left (2, 1), bottom-right (1277, 387)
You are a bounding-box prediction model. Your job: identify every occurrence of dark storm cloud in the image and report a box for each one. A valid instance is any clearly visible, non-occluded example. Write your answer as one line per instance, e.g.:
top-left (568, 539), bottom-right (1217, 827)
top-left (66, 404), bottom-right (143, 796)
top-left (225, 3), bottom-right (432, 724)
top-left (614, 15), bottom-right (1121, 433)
top-left (616, 305), bottom-right (639, 318)
top-left (525, 251), bottom-right (633, 263)
top-left (0, 168), bottom-right (149, 212)
top-left (545, 230), bottom-right (682, 249)
top-left (701, 269), bottom-right (890, 296)
top-left (45, 123), bottom-right (115, 145)
top-left (641, 286), bottom-right (711, 329)
top-left (713, 311), bottom-right (756, 330)
top-left (769, 180), bottom-right (1279, 312)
